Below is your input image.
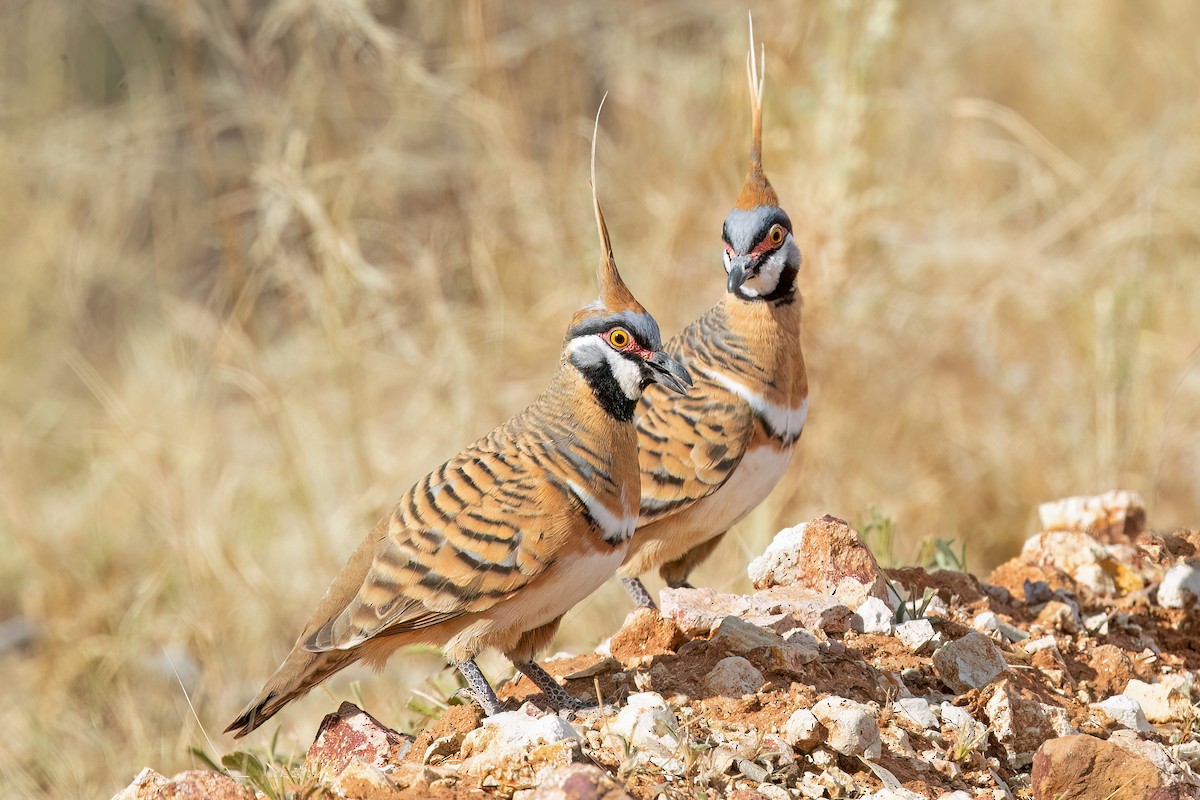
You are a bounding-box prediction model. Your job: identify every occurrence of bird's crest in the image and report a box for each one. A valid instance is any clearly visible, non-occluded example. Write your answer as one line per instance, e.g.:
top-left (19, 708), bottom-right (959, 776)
top-left (735, 13), bottom-right (780, 211)
top-left (571, 94), bottom-right (647, 329)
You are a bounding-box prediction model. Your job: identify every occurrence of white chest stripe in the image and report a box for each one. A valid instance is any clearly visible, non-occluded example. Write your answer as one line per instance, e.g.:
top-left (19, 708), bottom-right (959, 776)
top-left (700, 368), bottom-right (809, 441)
top-left (566, 480), bottom-right (636, 544)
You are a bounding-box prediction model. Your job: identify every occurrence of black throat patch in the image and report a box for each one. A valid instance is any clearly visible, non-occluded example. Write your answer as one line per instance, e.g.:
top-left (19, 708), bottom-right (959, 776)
top-left (574, 359), bottom-right (637, 422)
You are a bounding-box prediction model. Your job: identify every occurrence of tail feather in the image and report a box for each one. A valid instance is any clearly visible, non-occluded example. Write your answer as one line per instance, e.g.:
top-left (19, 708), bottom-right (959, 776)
top-left (225, 646), bottom-right (355, 738)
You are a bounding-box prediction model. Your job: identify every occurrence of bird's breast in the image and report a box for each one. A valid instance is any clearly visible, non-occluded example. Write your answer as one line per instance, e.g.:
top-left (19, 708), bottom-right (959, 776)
top-left (699, 367), bottom-right (809, 444)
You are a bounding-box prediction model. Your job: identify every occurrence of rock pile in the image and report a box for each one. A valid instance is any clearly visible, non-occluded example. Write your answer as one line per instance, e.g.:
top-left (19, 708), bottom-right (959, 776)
top-left (114, 494), bottom-right (1200, 799)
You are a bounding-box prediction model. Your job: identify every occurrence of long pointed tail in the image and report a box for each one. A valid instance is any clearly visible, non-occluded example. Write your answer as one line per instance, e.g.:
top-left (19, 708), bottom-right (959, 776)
top-left (224, 644), bottom-right (356, 738)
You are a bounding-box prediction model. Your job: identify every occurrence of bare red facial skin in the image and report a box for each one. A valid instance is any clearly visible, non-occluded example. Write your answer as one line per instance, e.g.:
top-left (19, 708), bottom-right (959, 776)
top-left (749, 230), bottom-right (784, 259)
top-left (624, 341), bottom-right (653, 360)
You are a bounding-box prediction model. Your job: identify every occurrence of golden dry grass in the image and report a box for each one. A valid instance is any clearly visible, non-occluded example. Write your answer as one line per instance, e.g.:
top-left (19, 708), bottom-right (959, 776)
top-left (2, 1), bottom-right (1198, 797)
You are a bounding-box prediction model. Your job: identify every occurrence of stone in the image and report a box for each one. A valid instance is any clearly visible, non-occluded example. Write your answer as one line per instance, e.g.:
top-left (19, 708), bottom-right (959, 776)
top-left (327, 761), bottom-right (400, 798)
top-left (1022, 635), bottom-right (1058, 653)
top-left (705, 656), bottom-right (766, 697)
top-left (938, 703), bottom-right (980, 733)
top-left (782, 708), bottom-right (825, 752)
top-left (1109, 729), bottom-right (1195, 787)
top-left (1035, 599), bottom-right (1083, 634)
top-left (659, 588), bottom-right (752, 637)
top-left (880, 724), bottom-right (915, 757)
top-left (304, 701), bottom-right (413, 782)
top-left (895, 619), bottom-right (936, 653)
top-left (1020, 530), bottom-right (1122, 595)
top-left (606, 692), bottom-right (679, 752)
top-left (863, 791), bottom-right (926, 800)
top-left (751, 585), bottom-right (854, 633)
top-left (608, 607), bottom-right (686, 663)
top-left (1091, 694), bottom-right (1154, 733)
top-left (932, 632), bottom-right (1009, 694)
top-left (710, 615), bottom-right (784, 653)
top-left (811, 696), bottom-right (881, 758)
top-left (1038, 490), bottom-right (1147, 542)
top-left (937, 793), bottom-right (973, 800)
top-left (972, 611), bottom-right (1000, 634)
top-left (761, 639), bottom-right (820, 677)
top-left (747, 515), bottom-right (891, 610)
top-left (1123, 679), bottom-right (1192, 724)
top-left (459, 702), bottom-right (582, 783)
top-left (1075, 562), bottom-right (1117, 595)
top-left (983, 681), bottom-right (1062, 767)
top-left (1031, 734), bottom-right (1163, 800)
top-left (528, 763), bottom-right (636, 800)
top-left (892, 697), bottom-right (939, 730)
top-left (757, 733), bottom-right (796, 767)
top-left (851, 596), bottom-right (894, 634)
top-left (111, 769), bottom-right (256, 800)
top-left (1158, 561), bottom-right (1200, 609)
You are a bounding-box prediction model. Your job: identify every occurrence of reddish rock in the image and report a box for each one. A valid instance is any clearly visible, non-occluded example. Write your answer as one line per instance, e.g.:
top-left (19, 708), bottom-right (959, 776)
top-left (529, 763), bottom-right (636, 800)
top-left (1020, 530), bottom-right (1118, 594)
top-left (609, 607), bottom-right (686, 662)
top-left (728, 790), bottom-right (769, 800)
top-left (305, 701), bottom-right (412, 781)
top-left (659, 587), bottom-right (753, 637)
top-left (747, 515), bottom-right (889, 610)
top-left (988, 559), bottom-right (1077, 599)
top-left (408, 703), bottom-right (483, 764)
top-left (983, 681), bottom-right (1063, 767)
top-left (111, 768), bottom-right (255, 800)
top-left (1083, 644), bottom-right (1142, 695)
top-left (751, 585), bottom-right (853, 632)
top-left (1031, 734), bottom-right (1163, 800)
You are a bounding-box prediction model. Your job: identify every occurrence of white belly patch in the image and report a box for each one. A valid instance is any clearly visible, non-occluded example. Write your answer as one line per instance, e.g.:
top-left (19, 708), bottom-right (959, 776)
top-left (661, 443), bottom-right (794, 550)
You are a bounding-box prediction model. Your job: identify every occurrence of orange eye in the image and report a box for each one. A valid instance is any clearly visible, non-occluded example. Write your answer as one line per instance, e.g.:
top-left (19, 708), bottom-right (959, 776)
top-left (608, 328), bottom-right (630, 348)
top-left (769, 224), bottom-right (786, 246)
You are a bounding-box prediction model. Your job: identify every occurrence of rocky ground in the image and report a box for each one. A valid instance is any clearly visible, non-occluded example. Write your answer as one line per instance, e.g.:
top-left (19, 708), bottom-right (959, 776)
top-left (115, 491), bottom-right (1200, 800)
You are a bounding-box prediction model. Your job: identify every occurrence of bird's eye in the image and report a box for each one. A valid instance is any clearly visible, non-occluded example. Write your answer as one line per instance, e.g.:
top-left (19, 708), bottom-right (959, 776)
top-left (608, 328), bottom-right (630, 348)
top-left (768, 224), bottom-right (786, 246)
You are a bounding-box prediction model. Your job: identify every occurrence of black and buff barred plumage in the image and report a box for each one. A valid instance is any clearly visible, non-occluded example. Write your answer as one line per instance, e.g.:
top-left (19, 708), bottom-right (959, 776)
top-left (618, 22), bottom-right (809, 607)
top-left (226, 109), bottom-right (691, 737)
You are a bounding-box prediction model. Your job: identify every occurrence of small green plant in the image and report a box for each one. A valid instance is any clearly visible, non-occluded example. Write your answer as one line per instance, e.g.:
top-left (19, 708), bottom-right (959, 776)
top-left (916, 536), bottom-right (968, 573)
top-left (861, 506), bottom-right (897, 567)
top-left (884, 575), bottom-right (936, 623)
top-left (949, 722), bottom-right (989, 764)
top-left (190, 745), bottom-right (325, 800)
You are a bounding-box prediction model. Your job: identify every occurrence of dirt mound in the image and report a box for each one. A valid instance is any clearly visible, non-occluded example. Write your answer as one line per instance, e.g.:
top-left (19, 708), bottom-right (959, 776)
top-left (114, 497), bottom-right (1200, 799)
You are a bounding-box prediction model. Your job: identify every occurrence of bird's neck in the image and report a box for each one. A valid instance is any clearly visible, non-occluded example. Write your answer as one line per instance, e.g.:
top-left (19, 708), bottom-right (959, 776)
top-left (574, 361), bottom-right (638, 422)
top-left (717, 289), bottom-right (808, 408)
top-left (723, 287), bottom-right (803, 338)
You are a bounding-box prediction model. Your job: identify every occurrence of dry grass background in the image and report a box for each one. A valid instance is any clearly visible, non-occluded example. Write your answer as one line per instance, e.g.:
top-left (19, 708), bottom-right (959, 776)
top-left (2, 0), bottom-right (1199, 797)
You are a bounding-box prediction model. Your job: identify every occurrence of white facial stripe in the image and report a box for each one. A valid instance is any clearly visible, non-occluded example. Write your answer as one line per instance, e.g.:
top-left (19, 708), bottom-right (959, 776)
top-left (603, 347), bottom-right (644, 400)
top-left (700, 367), bottom-right (809, 441)
top-left (566, 480), bottom-right (637, 544)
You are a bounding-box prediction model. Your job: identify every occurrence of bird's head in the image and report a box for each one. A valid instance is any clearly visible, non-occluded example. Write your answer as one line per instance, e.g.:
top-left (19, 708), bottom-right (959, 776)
top-left (564, 99), bottom-right (692, 420)
top-left (721, 21), bottom-right (801, 304)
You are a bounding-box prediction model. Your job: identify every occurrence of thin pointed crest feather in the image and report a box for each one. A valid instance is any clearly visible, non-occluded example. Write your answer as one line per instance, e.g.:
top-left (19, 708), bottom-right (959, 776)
top-left (736, 11), bottom-right (779, 211)
top-left (585, 93), bottom-right (643, 315)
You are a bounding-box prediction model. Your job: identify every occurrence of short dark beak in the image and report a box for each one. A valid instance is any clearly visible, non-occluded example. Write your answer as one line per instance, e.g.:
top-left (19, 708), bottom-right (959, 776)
top-left (645, 350), bottom-right (692, 394)
top-left (726, 255), bottom-right (752, 293)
